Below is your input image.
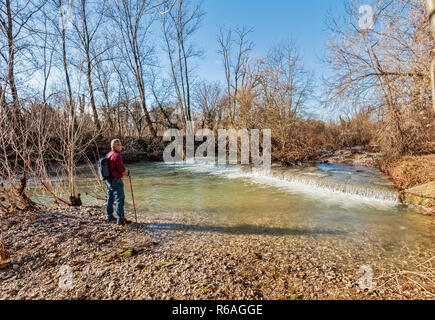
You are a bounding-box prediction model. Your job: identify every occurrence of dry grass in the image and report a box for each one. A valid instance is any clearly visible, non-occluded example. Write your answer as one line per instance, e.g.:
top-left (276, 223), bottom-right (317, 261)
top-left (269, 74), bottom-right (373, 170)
top-left (376, 255), bottom-right (435, 299)
top-left (382, 154), bottom-right (435, 191)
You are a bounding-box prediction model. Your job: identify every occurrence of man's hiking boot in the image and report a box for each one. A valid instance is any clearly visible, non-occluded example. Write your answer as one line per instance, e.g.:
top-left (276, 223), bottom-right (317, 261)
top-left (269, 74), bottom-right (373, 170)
top-left (107, 217), bottom-right (115, 223)
top-left (117, 218), bottom-right (131, 225)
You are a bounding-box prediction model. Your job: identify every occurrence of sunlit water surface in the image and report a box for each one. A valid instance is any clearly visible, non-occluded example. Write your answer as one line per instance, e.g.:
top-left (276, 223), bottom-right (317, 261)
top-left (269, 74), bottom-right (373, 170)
top-left (42, 161), bottom-right (434, 260)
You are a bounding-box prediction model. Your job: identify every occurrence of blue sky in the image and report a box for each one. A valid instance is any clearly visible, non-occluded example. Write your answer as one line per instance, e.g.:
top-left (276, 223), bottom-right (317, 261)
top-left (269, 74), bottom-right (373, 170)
top-left (29, 1), bottom-right (349, 120)
top-left (193, 0), bottom-right (347, 84)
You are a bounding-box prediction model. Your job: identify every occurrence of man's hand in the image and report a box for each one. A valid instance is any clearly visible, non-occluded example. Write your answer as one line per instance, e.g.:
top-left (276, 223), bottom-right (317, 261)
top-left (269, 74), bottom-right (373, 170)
top-left (122, 171), bottom-right (131, 177)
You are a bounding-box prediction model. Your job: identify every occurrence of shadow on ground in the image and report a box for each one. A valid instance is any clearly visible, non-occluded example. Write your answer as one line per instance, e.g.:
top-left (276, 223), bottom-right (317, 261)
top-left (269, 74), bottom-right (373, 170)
top-left (139, 222), bottom-right (347, 237)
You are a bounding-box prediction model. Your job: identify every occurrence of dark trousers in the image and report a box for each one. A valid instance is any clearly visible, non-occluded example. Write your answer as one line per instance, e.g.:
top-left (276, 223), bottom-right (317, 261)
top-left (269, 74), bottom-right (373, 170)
top-left (106, 178), bottom-right (125, 221)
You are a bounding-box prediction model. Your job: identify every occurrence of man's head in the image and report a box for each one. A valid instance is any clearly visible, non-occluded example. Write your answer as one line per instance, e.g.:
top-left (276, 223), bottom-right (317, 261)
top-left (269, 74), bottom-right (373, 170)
top-left (111, 139), bottom-right (123, 152)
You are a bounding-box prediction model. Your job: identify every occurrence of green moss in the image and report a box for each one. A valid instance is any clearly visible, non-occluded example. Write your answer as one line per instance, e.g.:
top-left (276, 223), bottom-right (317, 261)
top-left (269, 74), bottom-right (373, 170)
top-left (121, 248), bottom-right (135, 258)
top-left (290, 294), bottom-right (298, 300)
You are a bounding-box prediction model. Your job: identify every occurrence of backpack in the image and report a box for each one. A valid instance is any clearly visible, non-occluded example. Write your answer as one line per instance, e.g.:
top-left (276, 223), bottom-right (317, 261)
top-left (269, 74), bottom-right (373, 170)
top-left (98, 152), bottom-right (115, 181)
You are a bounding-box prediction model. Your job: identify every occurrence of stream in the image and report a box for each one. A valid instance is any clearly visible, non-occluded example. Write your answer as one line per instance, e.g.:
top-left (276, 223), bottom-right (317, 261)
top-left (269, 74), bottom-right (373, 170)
top-left (69, 161), bottom-right (435, 261)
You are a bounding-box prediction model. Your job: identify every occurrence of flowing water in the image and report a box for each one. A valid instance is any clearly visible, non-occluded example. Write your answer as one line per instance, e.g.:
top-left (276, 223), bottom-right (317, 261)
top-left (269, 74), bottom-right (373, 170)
top-left (23, 160), bottom-right (433, 298)
top-left (70, 161), bottom-right (434, 260)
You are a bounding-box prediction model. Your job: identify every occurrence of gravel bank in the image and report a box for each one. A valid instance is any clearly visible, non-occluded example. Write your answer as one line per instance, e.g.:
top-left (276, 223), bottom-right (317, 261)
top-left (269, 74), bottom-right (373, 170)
top-left (1, 206), bottom-right (433, 300)
top-left (319, 147), bottom-right (382, 168)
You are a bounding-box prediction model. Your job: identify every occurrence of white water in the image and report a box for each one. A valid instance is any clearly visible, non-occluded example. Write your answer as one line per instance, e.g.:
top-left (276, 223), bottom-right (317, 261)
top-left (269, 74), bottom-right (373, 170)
top-left (170, 161), bottom-right (399, 206)
top-left (64, 161), bottom-right (433, 263)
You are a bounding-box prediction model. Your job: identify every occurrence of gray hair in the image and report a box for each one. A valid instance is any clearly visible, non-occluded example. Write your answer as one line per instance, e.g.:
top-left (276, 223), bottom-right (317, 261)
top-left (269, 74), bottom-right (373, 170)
top-left (111, 139), bottom-right (121, 149)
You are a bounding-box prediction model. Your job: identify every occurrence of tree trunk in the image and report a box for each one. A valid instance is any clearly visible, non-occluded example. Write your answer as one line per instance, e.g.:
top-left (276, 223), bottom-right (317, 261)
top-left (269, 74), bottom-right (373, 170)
top-left (425, 0), bottom-right (435, 112)
top-left (6, 0), bottom-right (18, 107)
top-left (86, 51), bottom-right (101, 131)
top-left (5, 0), bottom-right (21, 124)
top-left (138, 84), bottom-right (156, 137)
top-left (59, 0), bottom-right (74, 119)
top-left (82, 0), bottom-right (101, 131)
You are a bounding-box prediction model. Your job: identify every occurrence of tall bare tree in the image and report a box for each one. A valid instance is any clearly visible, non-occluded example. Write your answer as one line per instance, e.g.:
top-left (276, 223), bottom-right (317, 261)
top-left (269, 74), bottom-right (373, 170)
top-left (0, 0), bottom-right (45, 118)
top-left (74, 0), bottom-right (106, 132)
top-left (217, 26), bottom-right (254, 125)
top-left (108, 0), bottom-right (157, 137)
top-left (194, 80), bottom-right (223, 130)
top-left (425, 0), bottom-right (435, 112)
top-left (161, 0), bottom-right (203, 128)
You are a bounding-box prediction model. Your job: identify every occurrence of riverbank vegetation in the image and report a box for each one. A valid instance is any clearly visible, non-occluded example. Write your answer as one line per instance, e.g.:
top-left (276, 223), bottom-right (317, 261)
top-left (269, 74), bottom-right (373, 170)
top-left (0, 0), bottom-right (434, 211)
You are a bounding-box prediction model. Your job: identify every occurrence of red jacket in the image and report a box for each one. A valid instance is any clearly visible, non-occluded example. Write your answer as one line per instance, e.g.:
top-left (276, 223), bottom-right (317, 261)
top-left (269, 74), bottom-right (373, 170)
top-left (107, 150), bottom-right (125, 179)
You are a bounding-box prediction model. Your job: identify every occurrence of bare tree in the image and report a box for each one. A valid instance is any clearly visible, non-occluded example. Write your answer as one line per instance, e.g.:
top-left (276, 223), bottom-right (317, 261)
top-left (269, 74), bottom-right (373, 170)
top-left (74, 0), bottom-right (106, 132)
top-left (150, 68), bottom-right (178, 129)
top-left (108, 0), bottom-right (157, 138)
top-left (161, 0), bottom-right (203, 128)
top-left (217, 27), bottom-right (232, 125)
top-left (0, 108), bottom-right (40, 214)
top-left (258, 40), bottom-right (313, 156)
top-left (94, 49), bottom-right (115, 132)
top-left (324, 0), bottom-right (434, 157)
top-left (194, 80), bottom-right (223, 130)
top-left (425, 0), bottom-right (435, 112)
top-left (0, 0), bottom-right (45, 118)
top-left (217, 26), bottom-right (254, 125)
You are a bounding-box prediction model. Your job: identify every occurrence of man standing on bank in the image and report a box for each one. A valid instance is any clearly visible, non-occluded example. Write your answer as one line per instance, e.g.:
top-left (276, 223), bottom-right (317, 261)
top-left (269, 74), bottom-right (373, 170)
top-left (106, 139), bottom-right (131, 225)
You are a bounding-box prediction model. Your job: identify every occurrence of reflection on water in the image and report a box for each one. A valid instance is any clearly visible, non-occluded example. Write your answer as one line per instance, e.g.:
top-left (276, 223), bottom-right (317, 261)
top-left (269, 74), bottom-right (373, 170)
top-left (65, 161), bottom-right (434, 258)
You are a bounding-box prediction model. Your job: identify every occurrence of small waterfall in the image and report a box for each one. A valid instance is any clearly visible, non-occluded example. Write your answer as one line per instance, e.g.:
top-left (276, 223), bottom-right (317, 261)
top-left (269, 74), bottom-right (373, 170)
top-left (249, 168), bottom-right (399, 203)
top-left (178, 162), bottom-right (400, 204)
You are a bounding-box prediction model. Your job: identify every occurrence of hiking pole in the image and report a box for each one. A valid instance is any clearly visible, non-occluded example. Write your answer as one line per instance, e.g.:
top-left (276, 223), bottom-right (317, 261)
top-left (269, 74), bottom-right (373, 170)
top-left (128, 170), bottom-right (138, 223)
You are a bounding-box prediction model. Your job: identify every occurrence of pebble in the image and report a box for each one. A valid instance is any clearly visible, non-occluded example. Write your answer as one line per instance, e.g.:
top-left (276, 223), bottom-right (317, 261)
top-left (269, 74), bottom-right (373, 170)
top-left (0, 206), bottom-right (433, 300)
top-left (76, 290), bottom-right (84, 300)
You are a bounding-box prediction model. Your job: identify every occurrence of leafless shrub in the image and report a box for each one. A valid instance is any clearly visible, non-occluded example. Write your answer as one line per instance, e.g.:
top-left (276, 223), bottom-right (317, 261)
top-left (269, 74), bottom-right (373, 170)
top-left (324, 0), bottom-right (435, 159)
top-left (0, 104), bottom-right (40, 215)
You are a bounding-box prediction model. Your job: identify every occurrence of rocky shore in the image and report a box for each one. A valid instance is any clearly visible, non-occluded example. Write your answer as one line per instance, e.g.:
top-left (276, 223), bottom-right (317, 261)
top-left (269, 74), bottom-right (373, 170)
top-left (1, 206), bottom-right (434, 300)
top-left (318, 147), bottom-right (382, 168)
